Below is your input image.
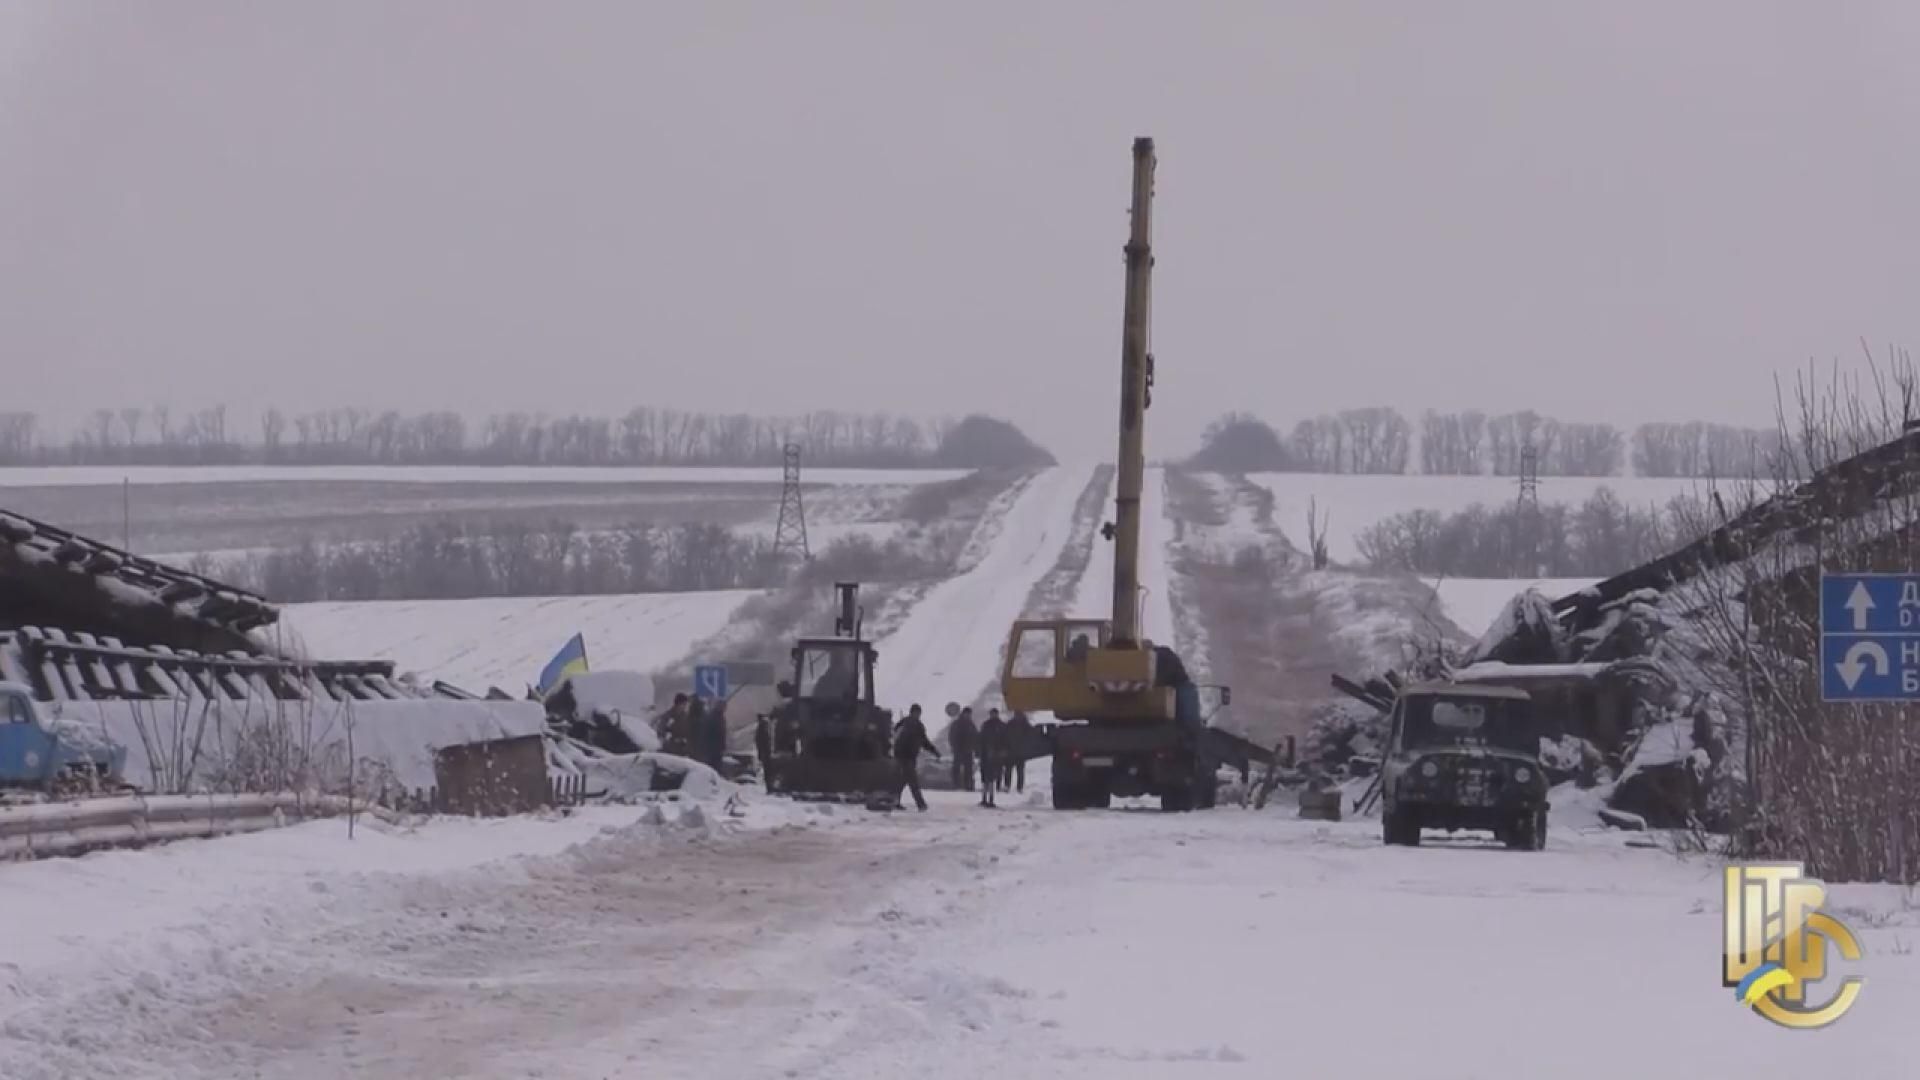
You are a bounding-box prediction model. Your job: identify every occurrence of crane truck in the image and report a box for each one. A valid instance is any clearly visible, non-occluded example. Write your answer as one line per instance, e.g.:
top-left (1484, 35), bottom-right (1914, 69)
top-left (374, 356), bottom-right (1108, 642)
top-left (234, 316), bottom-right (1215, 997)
top-left (999, 137), bottom-right (1230, 812)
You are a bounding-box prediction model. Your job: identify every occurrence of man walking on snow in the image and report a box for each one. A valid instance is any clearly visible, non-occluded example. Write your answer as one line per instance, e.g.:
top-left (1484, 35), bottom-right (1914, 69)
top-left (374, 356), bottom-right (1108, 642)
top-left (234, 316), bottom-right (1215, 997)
top-left (892, 703), bottom-right (941, 812)
top-left (947, 705), bottom-right (978, 790)
top-left (977, 708), bottom-right (1007, 807)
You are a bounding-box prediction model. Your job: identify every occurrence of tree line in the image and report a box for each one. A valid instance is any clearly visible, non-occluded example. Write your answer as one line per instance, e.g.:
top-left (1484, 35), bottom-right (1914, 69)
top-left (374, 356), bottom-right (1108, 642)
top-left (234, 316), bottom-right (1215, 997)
top-left (1354, 486), bottom-right (1689, 578)
top-left (0, 407), bottom-right (1054, 469)
top-left (1188, 410), bottom-right (1778, 478)
top-left (201, 518), bottom-right (787, 603)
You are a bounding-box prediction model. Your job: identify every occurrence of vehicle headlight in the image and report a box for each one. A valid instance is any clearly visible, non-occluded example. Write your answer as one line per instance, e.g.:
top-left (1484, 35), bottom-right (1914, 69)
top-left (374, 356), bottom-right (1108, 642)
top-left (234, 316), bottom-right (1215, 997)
top-left (1420, 760), bottom-right (1440, 779)
top-left (1514, 765), bottom-right (1533, 783)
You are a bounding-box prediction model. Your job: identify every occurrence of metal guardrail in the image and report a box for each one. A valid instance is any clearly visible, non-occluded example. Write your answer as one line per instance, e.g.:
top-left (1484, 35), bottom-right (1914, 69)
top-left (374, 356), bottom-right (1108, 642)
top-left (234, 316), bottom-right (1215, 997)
top-left (0, 793), bottom-right (397, 860)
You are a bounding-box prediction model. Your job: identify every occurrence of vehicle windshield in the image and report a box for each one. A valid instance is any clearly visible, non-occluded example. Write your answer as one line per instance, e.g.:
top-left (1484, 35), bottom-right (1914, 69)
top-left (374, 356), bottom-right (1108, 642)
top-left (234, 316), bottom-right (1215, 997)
top-left (1401, 694), bottom-right (1533, 753)
top-left (797, 646), bottom-right (865, 700)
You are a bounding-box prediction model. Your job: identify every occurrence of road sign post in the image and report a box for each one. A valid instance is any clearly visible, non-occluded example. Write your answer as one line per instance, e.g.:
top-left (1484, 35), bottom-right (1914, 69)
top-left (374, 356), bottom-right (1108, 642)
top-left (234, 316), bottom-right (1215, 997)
top-left (693, 664), bottom-right (729, 701)
top-left (1819, 573), bottom-right (1920, 702)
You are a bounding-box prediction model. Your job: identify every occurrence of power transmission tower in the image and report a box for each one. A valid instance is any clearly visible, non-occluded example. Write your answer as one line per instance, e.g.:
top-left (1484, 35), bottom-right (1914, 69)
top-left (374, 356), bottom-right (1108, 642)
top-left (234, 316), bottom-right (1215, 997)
top-left (1514, 443), bottom-right (1540, 576)
top-left (773, 443), bottom-right (810, 560)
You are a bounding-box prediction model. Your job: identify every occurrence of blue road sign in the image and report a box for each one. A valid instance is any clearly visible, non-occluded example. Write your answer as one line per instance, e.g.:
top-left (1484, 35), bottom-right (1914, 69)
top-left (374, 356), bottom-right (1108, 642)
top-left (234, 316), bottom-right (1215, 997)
top-left (1820, 573), bottom-right (1920, 701)
top-left (693, 664), bottom-right (729, 700)
top-left (1821, 573), bottom-right (1920, 634)
top-left (1821, 634), bottom-right (1920, 700)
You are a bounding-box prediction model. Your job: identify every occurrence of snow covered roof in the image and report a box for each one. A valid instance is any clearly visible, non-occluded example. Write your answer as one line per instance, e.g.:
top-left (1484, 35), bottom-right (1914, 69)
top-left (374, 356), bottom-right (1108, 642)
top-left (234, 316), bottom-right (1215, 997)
top-left (1, 507), bottom-right (280, 656)
top-left (1450, 660), bottom-right (1617, 684)
top-left (0, 626), bottom-right (444, 703)
top-left (1399, 680), bottom-right (1532, 700)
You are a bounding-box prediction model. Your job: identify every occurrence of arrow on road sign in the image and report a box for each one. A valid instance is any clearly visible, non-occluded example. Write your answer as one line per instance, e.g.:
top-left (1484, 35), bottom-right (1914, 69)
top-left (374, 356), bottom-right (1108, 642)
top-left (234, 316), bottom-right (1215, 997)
top-left (1835, 640), bottom-right (1891, 691)
top-left (1845, 581), bottom-right (1877, 631)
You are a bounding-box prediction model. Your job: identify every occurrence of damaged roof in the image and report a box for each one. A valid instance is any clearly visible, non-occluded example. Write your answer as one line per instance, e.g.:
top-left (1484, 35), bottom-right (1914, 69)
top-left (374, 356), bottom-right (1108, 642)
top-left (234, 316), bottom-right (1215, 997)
top-left (1552, 426), bottom-right (1920, 628)
top-left (0, 626), bottom-right (444, 703)
top-left (0, 506), bottom-right (280, 656)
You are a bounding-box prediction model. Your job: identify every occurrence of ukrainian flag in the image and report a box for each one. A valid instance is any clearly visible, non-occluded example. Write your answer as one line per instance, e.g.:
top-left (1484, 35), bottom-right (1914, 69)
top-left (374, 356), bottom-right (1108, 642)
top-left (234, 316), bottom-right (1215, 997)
top-left (537, 633), bottom-right (589, 697)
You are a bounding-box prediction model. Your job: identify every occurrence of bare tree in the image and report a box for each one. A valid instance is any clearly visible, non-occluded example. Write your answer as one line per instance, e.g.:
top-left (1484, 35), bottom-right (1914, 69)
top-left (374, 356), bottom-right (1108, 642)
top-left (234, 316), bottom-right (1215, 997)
top-left (1663, 349), bottom-right (1918, 881)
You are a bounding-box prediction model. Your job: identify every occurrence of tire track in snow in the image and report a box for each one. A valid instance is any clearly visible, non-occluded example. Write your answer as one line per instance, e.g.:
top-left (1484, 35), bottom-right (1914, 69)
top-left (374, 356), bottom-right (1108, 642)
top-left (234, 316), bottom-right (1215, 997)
top-left (871, 465), bottom-right (1092, 737)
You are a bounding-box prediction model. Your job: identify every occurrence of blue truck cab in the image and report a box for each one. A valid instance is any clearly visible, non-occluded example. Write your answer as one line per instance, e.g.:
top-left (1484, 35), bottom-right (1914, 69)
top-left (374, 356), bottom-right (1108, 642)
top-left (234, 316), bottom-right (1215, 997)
top-left (0, 681), bottom-right (127, 792)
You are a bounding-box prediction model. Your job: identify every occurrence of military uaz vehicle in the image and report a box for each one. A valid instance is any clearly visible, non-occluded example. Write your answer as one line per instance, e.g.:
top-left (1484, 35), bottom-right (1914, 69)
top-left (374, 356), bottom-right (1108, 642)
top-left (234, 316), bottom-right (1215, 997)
top-left (1378, 683), bottom-right (1549, 850)
top-left (999, 137), bottom-right (1230, 812)
top-left (764, 582), bottom-right (899, 803)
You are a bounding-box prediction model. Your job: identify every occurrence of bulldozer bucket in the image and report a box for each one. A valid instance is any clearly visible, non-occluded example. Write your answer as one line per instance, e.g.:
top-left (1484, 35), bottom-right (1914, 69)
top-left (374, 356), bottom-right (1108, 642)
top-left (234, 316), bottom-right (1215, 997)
top-left (769, 755), bottom-right (902, 803)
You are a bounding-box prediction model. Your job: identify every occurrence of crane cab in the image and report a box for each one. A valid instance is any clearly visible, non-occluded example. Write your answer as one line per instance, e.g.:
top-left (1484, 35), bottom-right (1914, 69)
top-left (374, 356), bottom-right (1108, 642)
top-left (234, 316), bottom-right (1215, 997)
top-left (1000, 618), bottom-right (1177, 723)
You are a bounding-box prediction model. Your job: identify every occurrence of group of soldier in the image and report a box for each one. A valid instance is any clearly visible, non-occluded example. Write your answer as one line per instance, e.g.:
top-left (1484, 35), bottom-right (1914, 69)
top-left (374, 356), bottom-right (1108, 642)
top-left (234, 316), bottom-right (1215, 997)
top-left (703, 684), bottom-right (1036, 813)
top-left (652, 692), bottom-right (730, 771)
top-left (944, 705), bottom-right (1032, 806)
top-left (886, 702), bottom-right (1032, 811)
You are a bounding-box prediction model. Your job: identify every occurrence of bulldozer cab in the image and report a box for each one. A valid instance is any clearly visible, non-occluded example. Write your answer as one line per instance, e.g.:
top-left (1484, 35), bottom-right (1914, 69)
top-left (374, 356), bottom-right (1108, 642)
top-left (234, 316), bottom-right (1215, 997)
top-left (764, 582), bottom-right (900, 802)
top-left (791, 639), bottom-right (873, 704)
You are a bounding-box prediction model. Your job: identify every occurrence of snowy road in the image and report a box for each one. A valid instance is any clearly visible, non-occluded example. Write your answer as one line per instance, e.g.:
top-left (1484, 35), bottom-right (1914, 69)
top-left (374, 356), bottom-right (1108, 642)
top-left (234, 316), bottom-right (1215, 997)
top-left (873, 465), bottom-right (1092, 735)
top-left (6, 799), bottom-right (1909, 1080)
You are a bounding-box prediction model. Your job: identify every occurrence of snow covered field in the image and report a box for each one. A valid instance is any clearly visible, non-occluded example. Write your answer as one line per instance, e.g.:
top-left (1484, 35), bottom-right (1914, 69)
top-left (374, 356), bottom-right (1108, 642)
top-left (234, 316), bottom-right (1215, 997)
top-left (0, 465), bottom-right (970, 488)
top-left (3, 797), bottom-right (1908, 1080)
top-left (1246, 472), bottom-right (1707, 564)
top-left (281, 590), bottom-right (764, 692)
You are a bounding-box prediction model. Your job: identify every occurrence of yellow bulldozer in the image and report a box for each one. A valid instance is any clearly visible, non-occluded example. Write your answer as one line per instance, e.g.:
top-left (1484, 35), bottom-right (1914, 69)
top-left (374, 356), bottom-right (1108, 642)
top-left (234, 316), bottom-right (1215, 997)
top-left (999, 137), bottom-right (1231, 811)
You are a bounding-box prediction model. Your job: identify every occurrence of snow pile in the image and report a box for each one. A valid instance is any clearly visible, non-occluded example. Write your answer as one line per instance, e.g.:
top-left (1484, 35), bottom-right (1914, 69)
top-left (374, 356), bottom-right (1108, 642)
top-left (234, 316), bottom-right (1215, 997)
top-left (1465, 586), bottom-right (1568, 664)
top-left (1425, 576), bottom-right (1597, 637)
top-left (558, 669), bottom-right (663, 752)
top-left (54, 697), bottom-right (547, 794)
top-left (1618, 716), bottom-right (1704, 776)
top-left (1291, 569), bottom-right (1461, 673)
top-left (548, 744), bottom-right (729, 802)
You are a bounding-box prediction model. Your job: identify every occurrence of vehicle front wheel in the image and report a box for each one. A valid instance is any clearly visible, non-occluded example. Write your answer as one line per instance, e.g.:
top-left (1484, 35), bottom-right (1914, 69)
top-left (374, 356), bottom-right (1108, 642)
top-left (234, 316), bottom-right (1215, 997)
top-left (1196, 775), bottom-right (1218, 809)
top-left (1505, 807), bottom-right (1548, 850)
top-left (1161, 785), bottom-right (1194, 812)
top-left (1383, 805), bottom-right (1421, 846)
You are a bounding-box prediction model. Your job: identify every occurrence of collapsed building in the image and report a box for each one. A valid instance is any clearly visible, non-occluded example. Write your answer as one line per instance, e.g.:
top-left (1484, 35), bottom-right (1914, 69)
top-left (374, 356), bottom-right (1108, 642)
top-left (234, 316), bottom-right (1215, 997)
top-left (1349, 424), bottom-right (1920, 831)
top-left (0, 508), bottom-right (445, 703)
top-left (0, 507), bottom-right (545, 798)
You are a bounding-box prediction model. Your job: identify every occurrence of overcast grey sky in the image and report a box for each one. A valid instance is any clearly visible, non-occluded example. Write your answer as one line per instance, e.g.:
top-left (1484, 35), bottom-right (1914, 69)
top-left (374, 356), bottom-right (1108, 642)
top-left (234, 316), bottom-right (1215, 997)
top-left (3, 2), bottom-right (1916, 460)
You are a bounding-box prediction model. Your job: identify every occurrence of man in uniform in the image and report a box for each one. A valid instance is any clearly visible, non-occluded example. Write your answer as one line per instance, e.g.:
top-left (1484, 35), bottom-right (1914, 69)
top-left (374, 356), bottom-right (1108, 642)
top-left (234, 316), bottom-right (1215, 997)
top-left (655, 693), bottom-right (690, 750)
top-left (892, 703), bottom-right (941, 812)
top-left (671, 697), bottom-right (706, 758)
top-left (947, 706), bottom-right (978, 790)
top-left (702, 698), bottom-right (730, 771)
top-left (1005, 710), bottom-right (1034, 793)
top-left (977, 708), bottom-right (1006, 807)
top-left (754, 713), bottom-right (775, 788)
